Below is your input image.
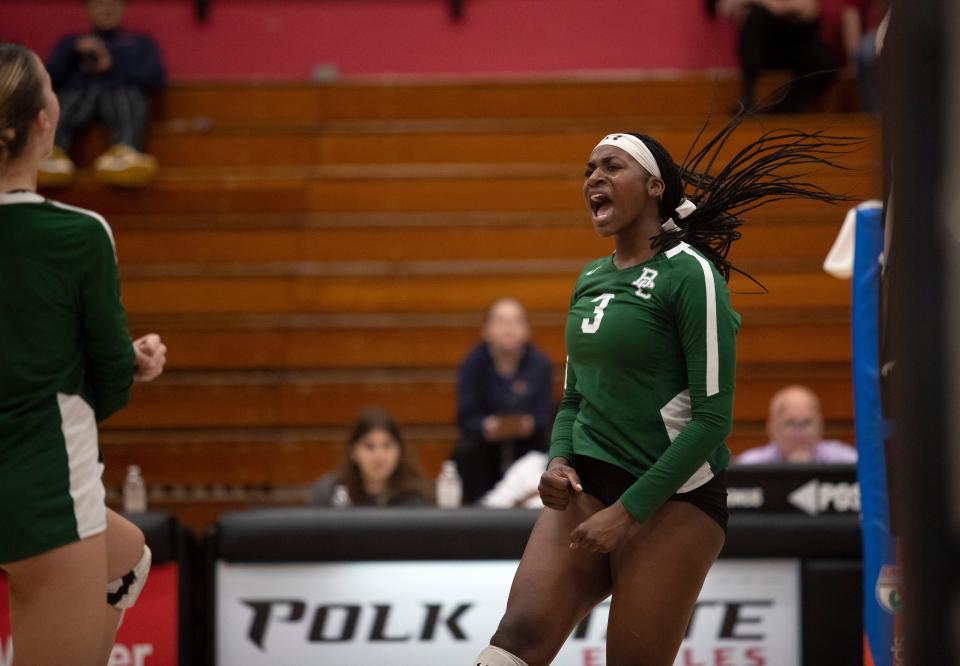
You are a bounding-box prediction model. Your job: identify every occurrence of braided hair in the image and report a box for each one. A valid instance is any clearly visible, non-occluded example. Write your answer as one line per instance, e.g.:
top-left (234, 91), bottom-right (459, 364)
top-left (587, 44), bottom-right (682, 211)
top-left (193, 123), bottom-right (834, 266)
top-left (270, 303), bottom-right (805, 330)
top-left (630, 108), bottom-right (860, 282)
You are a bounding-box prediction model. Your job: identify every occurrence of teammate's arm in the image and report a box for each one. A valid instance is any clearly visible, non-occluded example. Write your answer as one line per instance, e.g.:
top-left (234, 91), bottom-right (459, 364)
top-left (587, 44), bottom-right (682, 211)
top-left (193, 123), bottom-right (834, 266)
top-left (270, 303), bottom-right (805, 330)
top-left (78, 220), bottom-right (135, 422)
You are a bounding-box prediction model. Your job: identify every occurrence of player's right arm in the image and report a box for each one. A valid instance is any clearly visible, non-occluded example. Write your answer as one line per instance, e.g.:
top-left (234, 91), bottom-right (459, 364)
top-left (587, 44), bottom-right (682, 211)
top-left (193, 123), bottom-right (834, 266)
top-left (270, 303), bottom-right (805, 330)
top-left (541, 357), bottom-right (584, 509)
top-left (548, 357), bottom-right (579, 463)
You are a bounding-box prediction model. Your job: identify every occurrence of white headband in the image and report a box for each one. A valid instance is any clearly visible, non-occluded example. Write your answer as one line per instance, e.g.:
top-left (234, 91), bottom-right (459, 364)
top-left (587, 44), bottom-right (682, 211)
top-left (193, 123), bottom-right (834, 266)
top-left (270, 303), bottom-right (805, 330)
top-left (595, 133), bottom-right (697, 232)
top-left (595, 133), bottom-right (661, 178)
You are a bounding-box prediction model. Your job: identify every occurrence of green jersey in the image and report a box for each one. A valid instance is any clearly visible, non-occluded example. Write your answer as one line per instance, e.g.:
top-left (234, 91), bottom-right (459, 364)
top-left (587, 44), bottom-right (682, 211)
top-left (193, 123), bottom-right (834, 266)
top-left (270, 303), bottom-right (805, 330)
top-left (549, 241), bottom-right (740, 522)
top-left (0, 192), bottom-right (133, 562)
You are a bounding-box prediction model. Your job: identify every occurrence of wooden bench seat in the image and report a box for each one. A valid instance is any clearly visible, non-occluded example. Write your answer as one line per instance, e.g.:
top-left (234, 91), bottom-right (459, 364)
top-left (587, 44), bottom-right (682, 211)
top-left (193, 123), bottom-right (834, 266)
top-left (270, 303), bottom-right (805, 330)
top-left (117, 269), bottom-right (849, 316)
top-left (50, 163), bottom-right (879, 216)
top-left (111, 215), bottom-right (857, 266)
top-left (150, 77), bottom-right (747, 126)
top-left (126, 309), bottom-right (851, 370)
top-left (102, 363), bottom-right (853, 431)
top-left (151, 75), bottom-right (849, 125)
top-left (100, 426), bottom-right (456, 486)
top-left (98, 418), bottom-right (856, 489)
top-left (70, 114), bottom-right (879, 168)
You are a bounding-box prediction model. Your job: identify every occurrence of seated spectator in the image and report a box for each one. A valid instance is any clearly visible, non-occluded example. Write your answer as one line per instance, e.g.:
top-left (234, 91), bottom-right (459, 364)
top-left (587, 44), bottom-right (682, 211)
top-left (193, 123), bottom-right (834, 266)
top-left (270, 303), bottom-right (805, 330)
top-left (737, 384), bottom-right (858, 463)
top-left (450, 297), bottom-right (554, 504)
top-left (40, 0), bottom-right (164, 187)
top-left (310, 407), bottom-right (431, 507)
top-left (838, 0), bottom-right (887, 112)
top-left (708, 0), bottom-right (838, 113)
top-left (480, 451), bottom-right (548, 509)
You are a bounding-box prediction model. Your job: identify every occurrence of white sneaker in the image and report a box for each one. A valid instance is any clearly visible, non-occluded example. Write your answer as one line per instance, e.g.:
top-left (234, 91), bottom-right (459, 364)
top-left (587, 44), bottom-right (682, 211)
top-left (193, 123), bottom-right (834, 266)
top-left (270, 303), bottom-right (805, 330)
top-left (93, 144), bottom-right (159, 187)
top-left (38, 147), bottom-right (76, 187)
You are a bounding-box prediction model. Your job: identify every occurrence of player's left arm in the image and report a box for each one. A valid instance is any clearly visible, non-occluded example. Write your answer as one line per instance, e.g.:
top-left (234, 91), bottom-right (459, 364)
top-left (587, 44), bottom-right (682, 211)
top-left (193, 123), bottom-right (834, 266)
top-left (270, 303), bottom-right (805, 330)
top-left (619, 254), bottom-right (739, 523)
top-left (77, 218), bottom-right (136, 422)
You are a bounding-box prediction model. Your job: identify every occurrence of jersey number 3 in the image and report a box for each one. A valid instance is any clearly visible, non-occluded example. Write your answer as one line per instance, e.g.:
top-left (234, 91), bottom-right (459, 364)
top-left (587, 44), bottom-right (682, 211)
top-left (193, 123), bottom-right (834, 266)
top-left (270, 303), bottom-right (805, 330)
top-left (581, 293), bottom-right (616, 334)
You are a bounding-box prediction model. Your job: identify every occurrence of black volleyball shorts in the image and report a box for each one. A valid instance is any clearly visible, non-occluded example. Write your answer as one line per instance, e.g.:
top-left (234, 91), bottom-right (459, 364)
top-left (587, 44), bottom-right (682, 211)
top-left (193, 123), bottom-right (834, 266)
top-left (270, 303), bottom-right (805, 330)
top-left (572, 453), bottom-right (728, 532)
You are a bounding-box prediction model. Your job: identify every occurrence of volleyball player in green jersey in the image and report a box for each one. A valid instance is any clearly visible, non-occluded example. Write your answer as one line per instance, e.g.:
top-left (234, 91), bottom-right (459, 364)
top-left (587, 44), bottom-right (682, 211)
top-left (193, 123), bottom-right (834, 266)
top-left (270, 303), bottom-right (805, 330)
top-left (0, 43), bottom-right (166, 665)
top-left (473, 118), bottom-right (856, 665)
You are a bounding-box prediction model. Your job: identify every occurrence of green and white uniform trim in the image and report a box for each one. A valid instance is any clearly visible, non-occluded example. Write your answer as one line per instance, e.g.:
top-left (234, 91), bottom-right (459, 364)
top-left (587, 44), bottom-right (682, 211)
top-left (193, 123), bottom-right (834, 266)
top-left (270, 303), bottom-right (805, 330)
top-left (549, 242), bottom-right (740, 522)
top-left (0, 192), bottom-right (133, 563)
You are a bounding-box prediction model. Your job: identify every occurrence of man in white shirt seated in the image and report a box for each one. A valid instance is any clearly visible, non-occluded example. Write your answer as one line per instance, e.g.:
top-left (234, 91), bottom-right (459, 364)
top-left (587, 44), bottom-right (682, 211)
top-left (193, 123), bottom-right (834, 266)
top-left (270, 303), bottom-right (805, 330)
top-left (737, 384), bottom-right (858, 464)
top-left (480, 451), bottom-right (548, 508)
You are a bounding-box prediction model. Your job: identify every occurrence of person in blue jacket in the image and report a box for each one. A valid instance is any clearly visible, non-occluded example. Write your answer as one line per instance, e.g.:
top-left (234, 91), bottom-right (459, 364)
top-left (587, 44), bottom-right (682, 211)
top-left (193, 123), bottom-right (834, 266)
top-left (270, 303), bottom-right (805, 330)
top-left (451, 297), bottom-right (555, 504)
top-left (41, 0), bottom-right (165, 187)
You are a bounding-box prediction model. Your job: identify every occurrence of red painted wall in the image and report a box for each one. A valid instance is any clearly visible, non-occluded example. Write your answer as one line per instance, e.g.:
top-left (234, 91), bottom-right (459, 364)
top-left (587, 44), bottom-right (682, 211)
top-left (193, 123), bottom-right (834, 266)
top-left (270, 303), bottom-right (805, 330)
top-left (4, 0), bottom-right (738, 80)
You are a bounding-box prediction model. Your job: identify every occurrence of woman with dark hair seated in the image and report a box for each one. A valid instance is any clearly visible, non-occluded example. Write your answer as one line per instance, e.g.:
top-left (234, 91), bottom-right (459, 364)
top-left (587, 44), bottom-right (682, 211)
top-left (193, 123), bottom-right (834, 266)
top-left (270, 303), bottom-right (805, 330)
top-left (310, 407), bottom-right (431, 507)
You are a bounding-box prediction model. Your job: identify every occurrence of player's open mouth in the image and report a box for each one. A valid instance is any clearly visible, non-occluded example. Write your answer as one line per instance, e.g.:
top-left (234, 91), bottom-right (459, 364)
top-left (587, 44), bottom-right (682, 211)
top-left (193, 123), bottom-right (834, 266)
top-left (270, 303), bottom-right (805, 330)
top-left (589, 192), bottom-right (613, 221)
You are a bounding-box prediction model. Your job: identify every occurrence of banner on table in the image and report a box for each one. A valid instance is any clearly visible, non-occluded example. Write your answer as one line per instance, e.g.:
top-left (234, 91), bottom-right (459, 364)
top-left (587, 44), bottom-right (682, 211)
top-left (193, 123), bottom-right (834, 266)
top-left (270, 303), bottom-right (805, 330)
top-left (216, 559), bottom-right (799, 666)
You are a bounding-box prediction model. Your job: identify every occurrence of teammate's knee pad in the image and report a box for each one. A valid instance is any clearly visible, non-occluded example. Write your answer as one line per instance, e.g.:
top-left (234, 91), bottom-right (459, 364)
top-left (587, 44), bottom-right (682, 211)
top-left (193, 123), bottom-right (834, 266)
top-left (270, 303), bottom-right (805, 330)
top-left (474, 645), bottom-right (529, 666)
top-left (106, 545), bottom-right (151, 609)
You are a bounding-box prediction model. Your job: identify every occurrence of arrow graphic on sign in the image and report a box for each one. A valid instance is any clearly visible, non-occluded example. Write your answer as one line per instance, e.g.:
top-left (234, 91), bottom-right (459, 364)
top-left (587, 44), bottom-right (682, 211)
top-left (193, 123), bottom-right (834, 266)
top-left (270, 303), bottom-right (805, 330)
top-left (788, 480), bottom-right (819, 515)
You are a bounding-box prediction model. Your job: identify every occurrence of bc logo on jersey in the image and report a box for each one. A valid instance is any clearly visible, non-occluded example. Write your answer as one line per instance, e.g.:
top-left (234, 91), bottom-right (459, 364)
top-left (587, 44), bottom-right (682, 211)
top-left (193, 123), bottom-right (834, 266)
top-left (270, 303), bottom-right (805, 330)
top-left (632, 268), bottom-right (658, 300)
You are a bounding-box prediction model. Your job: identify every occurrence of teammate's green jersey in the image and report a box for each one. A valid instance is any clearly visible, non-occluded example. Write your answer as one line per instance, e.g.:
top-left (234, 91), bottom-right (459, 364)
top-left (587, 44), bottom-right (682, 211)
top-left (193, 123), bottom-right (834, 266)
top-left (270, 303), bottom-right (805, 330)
top-left (0, 192), bottom-right (133, 562)
top-left (549, 241), bottom-right (740, 522)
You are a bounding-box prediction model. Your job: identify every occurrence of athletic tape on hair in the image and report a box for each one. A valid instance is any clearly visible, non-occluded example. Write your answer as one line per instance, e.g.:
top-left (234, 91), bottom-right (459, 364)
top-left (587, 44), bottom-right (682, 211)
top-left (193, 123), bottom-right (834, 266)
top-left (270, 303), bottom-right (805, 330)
top-left (595, 133), bottom-right (661, 178)
top-left (661, 198), bottom-right (697, 232)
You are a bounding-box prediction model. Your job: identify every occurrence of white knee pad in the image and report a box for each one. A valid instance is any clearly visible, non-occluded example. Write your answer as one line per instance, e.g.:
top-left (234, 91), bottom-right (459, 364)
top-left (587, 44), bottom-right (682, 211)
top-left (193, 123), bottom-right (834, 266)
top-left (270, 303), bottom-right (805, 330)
top-left (474, 645), bottom-right (529, 666)
top-left (106, 545), bottom-right (151, 609)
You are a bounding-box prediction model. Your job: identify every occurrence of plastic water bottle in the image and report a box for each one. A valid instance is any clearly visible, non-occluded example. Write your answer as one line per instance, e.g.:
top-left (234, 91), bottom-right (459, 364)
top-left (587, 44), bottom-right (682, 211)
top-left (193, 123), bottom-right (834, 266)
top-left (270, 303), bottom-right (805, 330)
top-left (123, 465), bottom-right (147, 513)
top-left (332, 484), bottom-right (351, 508)
top-left (436, 460), bottom-right (463, 509)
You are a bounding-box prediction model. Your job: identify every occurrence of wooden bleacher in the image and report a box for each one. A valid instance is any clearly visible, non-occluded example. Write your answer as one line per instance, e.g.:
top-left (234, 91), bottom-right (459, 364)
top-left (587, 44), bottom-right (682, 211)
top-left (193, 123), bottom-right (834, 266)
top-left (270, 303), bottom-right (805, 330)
top-left (46, 76), bottom-right (881, 531)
